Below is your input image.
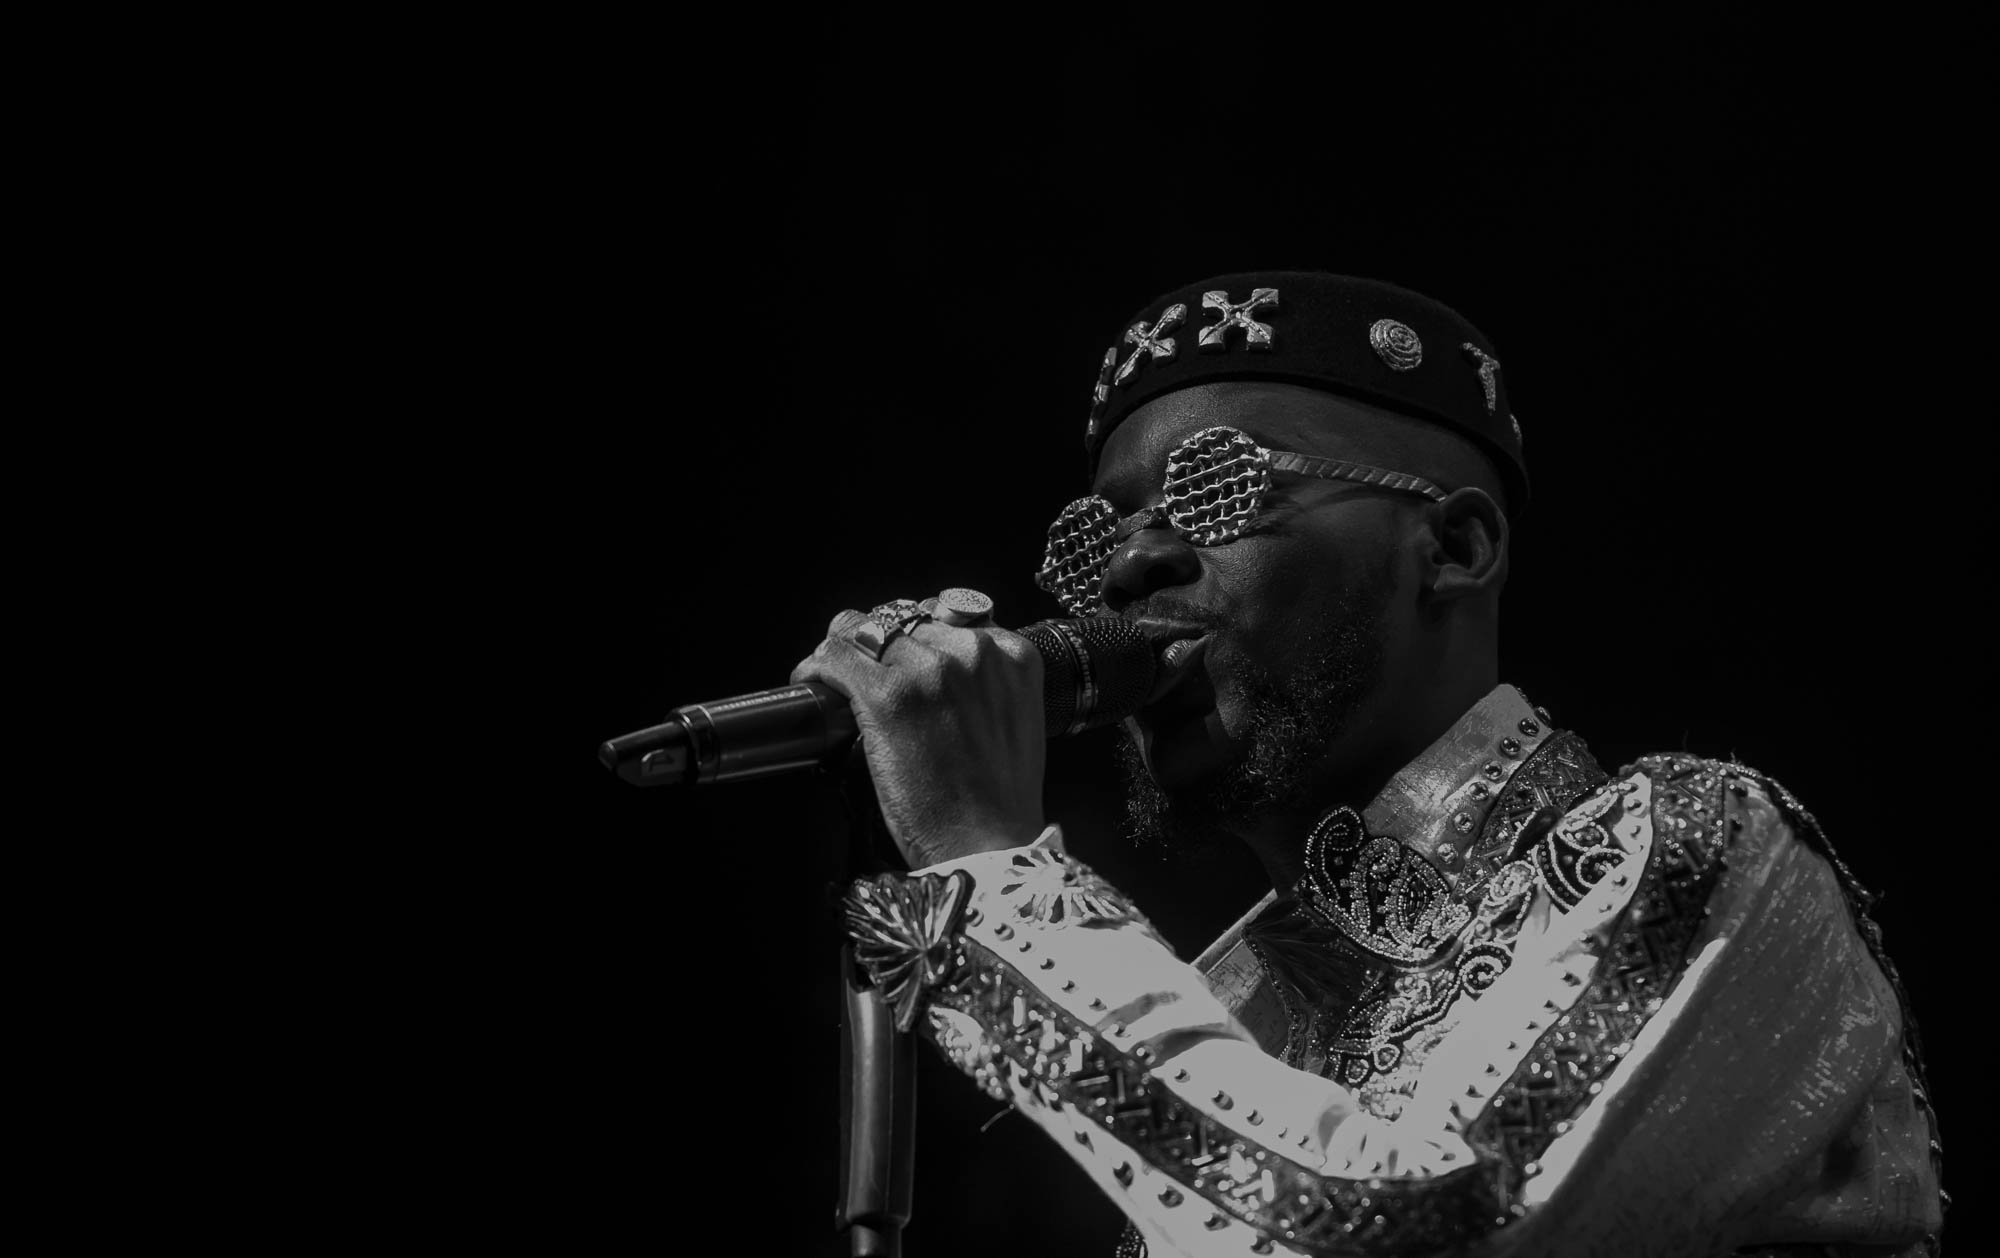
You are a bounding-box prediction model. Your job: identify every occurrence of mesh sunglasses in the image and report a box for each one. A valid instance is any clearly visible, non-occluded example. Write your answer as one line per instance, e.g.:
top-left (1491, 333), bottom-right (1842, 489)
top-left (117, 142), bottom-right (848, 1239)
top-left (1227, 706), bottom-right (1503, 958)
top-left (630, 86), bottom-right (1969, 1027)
top-left (1035, 425), bottom-right (1448, 616)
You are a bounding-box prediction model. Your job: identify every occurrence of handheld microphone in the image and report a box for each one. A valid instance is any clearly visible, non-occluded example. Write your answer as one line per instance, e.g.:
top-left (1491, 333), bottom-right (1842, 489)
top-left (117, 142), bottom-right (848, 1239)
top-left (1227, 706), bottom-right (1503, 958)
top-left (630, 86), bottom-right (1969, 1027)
top-left (598, 618), bottom-right (1154, 787)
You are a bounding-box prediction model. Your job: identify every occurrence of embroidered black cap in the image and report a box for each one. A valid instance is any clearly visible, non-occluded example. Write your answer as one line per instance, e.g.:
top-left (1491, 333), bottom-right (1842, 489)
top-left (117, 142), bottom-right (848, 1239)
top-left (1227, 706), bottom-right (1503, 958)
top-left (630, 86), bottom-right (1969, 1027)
top-left (1083, 272), bottom-right (1530, 511)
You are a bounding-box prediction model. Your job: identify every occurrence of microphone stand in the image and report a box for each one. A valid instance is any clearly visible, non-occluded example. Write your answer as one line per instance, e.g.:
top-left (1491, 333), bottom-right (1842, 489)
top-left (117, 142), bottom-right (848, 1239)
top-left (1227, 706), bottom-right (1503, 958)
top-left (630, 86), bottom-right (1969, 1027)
top-left (837, 942), bottom-right (916, 1256)
top-left (830, 757), bottom-right (917, 1258)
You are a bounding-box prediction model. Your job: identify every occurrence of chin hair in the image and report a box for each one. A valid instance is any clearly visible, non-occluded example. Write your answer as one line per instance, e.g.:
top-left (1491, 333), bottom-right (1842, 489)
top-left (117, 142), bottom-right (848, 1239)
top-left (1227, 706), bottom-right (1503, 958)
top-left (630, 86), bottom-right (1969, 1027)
top-left (1116, 598), bottom-right (1387, 860)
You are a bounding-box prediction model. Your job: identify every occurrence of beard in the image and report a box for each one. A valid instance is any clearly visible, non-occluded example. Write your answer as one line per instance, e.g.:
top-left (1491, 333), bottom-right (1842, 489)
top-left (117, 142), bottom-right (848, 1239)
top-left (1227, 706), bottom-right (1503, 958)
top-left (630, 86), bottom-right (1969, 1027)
top-left (1115, 584), bottom-right (1389, 858)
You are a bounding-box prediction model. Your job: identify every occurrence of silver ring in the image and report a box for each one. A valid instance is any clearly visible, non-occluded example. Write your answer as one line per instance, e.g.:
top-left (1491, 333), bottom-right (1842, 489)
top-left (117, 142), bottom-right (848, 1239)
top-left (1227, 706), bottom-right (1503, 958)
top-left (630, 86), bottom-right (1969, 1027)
top-left (851, 618), bottom-right (890, 661)
top-left (867, 598), bottom-right (932, 654)
top-left (932, 587), bottom-right (995, 628)
top-left (869, 598), bottom-right (925, 626)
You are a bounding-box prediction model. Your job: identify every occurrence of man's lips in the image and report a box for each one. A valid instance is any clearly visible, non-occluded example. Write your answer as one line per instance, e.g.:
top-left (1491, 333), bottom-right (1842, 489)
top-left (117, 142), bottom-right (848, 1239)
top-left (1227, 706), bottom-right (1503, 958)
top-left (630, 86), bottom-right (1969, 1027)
top-left (1146, 635), bottom-right (1211, 706)
top-left (1125, 617), bottom-right (1209, 651)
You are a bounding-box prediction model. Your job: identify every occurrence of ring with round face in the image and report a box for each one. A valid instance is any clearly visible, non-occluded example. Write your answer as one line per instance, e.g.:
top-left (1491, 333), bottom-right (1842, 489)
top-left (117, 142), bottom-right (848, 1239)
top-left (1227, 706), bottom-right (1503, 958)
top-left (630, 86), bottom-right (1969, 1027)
top-left (932, 587), bottom-right (995, 627)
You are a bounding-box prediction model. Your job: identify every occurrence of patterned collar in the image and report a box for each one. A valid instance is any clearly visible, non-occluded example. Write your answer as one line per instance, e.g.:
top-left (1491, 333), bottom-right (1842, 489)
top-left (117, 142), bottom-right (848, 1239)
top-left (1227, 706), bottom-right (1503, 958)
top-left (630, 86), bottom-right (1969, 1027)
top-left (1357, 683), bottom-right (1556, 894)
top-left (1196, 684), bottom-right (1596, 969)
top-left (1197, 685), bottom-right (1609, 1092)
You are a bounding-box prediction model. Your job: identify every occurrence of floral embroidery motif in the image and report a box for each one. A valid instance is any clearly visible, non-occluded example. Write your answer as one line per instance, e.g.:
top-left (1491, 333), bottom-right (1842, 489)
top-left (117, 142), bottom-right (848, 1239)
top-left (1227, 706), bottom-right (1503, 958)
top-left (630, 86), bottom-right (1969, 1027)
top-left (1303, 806), bottom-right (1471, 965)
top-left (1529, 784), bottom-right (1627, 911)
top-left (1321, 850), bottom-right (1541, 1091)
top-left (998, 846), bottom-right (1156, 935)
top-left (842, 870), bottom-right (971, 1032)
top-left (1332, 969), bottom-right (1460, 1081)
top-left (1265, 736), bottom-right (1610, 1099)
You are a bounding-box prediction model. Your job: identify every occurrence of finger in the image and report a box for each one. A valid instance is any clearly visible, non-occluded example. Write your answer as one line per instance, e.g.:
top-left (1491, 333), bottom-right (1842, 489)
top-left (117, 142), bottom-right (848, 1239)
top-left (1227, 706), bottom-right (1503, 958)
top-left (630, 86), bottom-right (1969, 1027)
top-left (791, 609), bottom-right (879, 686)
top-left (791, 646), bottom-right (859, 695)
top-left (898, 618), bottom-right (1017, 652)
top-left (847, 608), bottom-right (913, 661)
top-left (893, 620), bottom-right (1039, 686)
top-left (825, 608), bottom-right (875, 642)
top-left (790, 650), bottom-right (823, 686)
top-left (896, 617), bottom-right (975, 652)
top-left (793, 622), bottom-right (883, 694)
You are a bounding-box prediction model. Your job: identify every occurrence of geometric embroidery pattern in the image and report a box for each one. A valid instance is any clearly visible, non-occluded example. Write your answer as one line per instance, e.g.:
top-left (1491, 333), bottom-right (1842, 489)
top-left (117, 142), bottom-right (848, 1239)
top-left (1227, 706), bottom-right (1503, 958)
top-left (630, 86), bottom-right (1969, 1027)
top-left (929, 937), bottom-right (1500, 1255)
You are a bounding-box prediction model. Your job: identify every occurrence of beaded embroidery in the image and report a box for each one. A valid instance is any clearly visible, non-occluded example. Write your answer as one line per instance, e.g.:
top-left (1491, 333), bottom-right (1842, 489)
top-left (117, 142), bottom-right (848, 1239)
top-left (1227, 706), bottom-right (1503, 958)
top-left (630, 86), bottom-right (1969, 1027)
top-left (1303, 806), bottom-right (1471, 965)
top-left (1251, 732), bottom-right (1609, 1098)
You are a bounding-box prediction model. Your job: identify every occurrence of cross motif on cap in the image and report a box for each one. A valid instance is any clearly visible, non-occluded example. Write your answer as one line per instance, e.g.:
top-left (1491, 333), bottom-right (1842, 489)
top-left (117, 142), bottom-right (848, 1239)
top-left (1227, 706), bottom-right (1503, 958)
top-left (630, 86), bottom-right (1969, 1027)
top-left (1461, 343), bottom-right (1502, 415)
top-left (1114, 303), bottom-right (1187, 387)
top-left (1198, 287), bottom-right (1279, 352)
top-left (1091, 347), bottom-right (1117, 411)
top-left (1086, 347), bottom-right (1118, 440)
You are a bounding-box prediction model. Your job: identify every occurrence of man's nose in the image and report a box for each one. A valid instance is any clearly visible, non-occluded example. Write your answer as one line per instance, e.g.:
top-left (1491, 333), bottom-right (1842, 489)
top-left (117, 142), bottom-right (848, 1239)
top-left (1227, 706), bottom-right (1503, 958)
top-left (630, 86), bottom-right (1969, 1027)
top-left (1101, 517), bottom-right (1201, 613)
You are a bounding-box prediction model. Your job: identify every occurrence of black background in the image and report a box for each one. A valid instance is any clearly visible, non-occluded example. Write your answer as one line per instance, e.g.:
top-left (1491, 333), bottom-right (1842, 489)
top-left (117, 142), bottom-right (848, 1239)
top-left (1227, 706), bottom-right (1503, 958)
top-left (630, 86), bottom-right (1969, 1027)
top-left (504, 10), bottom-right (1980, 1254)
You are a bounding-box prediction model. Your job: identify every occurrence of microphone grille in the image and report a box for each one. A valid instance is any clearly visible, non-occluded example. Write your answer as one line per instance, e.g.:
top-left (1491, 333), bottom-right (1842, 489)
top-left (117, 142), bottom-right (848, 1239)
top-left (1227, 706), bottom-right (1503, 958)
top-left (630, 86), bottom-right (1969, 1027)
top-left (1021, 617), bottom-right (1155, 737)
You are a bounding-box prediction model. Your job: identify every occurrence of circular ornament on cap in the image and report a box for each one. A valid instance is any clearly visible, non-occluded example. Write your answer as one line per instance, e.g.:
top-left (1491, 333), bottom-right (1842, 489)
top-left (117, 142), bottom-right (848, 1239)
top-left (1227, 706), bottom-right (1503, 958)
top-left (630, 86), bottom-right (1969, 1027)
top-left (1369, 318), bottom-right (1424, 371)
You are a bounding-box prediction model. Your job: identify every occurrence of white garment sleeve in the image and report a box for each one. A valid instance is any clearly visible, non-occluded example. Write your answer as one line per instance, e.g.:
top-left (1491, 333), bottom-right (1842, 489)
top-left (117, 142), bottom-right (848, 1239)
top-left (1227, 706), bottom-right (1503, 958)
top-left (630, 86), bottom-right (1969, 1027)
top-left (880, 761), bottom-right (1941, 1257)
top-left (900, 799), bottom-right (1654, 1258)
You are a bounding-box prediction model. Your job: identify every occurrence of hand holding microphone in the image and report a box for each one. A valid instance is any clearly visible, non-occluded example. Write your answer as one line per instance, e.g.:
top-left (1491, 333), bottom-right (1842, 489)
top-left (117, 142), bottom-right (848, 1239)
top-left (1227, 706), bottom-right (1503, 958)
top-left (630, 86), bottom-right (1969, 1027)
top-left (792, 589), bottom-right (1049, 868)
top-left (598, 589), bottom-right (1155, 867)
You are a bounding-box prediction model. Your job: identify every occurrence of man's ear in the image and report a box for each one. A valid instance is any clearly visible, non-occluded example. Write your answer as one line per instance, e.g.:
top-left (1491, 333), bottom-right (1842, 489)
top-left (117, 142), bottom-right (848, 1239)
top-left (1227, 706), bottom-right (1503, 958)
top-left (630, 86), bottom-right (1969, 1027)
top-left (1423, 487), bottom-right (1508, 603)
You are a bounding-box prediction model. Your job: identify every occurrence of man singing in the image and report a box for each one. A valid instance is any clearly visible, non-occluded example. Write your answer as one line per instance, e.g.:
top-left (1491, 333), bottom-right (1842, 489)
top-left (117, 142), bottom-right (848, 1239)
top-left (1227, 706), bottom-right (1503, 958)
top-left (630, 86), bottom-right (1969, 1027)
top-left (798, 273), bottom-right (1945, 1256)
